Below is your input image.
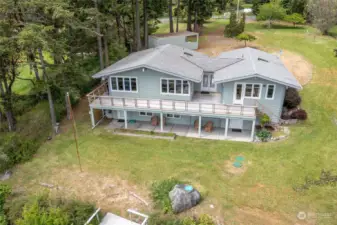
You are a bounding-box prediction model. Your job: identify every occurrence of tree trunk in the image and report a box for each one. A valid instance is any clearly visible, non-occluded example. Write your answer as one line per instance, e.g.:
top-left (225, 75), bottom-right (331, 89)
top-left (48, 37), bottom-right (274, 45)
top-left (268, 18), bottom-right (272, 29)
top-left (28, 49), bottom-right (40, 81)
top-left (0, 84), bottom-right (15, 132)
top-left (94, 0), bottom-right (104, 70)
top-left (194, 7), bottom-right (198, 32)
top-left (115, 15), bottom-right (121, 42)
top-left (187, 0), bottom-right (192, 31)
top-left (245, 40), bottom-right (247, 47)
top-left (5, 109), bottom-right (15, 132)
top-left (103, 34), bottom-right (109, 67)
top-left (135, 0), bottom-right (141, 51)
top-left (176, 0), bottom-right (180, 32)
top-left (38, 48), bottom-right (57, 135)
top-left (169, 0), bottom-right (174, 33)
top-left (143, 0), bottom-right (148, 48)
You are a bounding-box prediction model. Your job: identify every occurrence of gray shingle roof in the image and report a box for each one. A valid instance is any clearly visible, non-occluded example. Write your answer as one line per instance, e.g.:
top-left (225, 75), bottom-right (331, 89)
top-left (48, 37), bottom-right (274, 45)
top-left (214, 47), bottom-right (302, 89)
top-left (92, 44), bottom-right (204, 82)
top-left (92, 45), bottom-right (301, 89)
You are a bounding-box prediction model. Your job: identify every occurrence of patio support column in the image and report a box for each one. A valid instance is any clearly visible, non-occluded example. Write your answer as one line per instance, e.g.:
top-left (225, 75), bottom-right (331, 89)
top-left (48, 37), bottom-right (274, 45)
top-left (198, 116), bottom-right (202, 137)
top-left (251, 119), bottom-right (256, 141)
top-left (224, 118), bottom-right (229, 139)
top-left (160, 113), bottom-right (164, 132)
top-left (90, 107), bottom-right (95, 128)
top-left (124, 110), bottom-right (128, 129)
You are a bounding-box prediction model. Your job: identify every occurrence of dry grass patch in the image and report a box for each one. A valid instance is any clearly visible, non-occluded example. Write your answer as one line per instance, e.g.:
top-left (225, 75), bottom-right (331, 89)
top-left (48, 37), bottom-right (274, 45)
top-left (279, 51), bottom-right (313, 86)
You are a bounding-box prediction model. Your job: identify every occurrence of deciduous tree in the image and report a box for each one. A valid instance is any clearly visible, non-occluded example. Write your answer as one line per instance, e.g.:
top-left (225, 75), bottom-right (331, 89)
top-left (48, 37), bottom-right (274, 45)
top-left (308, 0), bottom-right (337, 34)
top-left (257, 1), bottom-right (287, 28)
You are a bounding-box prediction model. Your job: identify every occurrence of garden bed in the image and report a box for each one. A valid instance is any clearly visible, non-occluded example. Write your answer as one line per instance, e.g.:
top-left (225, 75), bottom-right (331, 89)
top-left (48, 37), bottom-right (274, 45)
top-left (113, 128), bottom-right (176, 140)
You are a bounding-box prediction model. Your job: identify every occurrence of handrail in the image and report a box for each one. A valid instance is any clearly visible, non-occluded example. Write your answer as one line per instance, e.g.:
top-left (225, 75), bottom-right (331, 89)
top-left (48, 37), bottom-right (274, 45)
top-left (89, 95), bottom-right (257, 117)
top-left (84, 208), bottom-right (101, 225)
top-left (91, 95), bottom-right (257, 110)
top-left (127, 209), bottom-right (149, 225)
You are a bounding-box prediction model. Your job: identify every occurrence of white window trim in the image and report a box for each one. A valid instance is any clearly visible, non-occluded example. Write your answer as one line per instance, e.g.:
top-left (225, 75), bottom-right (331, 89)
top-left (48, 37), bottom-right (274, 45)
top-left (265, 84), bottom-right (276, 100)
top-left (244, 83), bottom-right (262, 99)
top-left (139, 111), bottom-right (153, 117)
top-left (233, 83), bottom-right (262, 101)
top-left (166, 113), bottom-right (181, 119)
top-left (110, 76), bottom-right (138, 93)
top-left (160, 78), bottom-right (190, 96)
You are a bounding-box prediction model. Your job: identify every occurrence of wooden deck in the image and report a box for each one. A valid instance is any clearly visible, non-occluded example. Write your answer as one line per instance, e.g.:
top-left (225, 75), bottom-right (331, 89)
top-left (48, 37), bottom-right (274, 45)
top-left (87, 82), bottom-right (256, 118)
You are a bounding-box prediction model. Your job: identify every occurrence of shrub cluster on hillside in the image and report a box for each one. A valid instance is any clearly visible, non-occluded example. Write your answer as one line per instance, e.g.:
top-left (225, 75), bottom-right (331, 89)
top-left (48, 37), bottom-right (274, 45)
top-left (4, 193), bottom-right (99, 225)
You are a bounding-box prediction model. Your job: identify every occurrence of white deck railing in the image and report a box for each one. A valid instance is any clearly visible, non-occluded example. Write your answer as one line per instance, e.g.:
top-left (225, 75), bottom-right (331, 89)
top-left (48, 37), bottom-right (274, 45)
top-left (87, 82), bottom-right (256, 118)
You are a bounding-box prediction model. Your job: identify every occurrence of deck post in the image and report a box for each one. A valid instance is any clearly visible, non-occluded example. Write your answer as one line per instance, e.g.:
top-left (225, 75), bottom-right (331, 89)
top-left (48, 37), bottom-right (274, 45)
top-left (90, 107), bottom-right (95, 128)
top-left (251, 119), bottom-right (256, 141)
top-left (198, 116), bottom-right (202, 137)
top-left (160, 113), bottom-right (164, 132)
top-left (224, 118), bottom-right (229, 139)
top-left (124, 110), bottom-right (128, 129)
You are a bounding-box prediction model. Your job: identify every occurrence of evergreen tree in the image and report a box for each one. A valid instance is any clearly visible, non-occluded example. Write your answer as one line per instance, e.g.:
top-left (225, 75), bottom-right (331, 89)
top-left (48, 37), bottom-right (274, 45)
top-left (224, 11), bottom-right (245, 37)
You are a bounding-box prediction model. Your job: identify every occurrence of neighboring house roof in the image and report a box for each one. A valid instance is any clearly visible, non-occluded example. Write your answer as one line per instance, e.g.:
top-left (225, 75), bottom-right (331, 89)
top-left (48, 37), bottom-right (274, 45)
top-left (92, 44), bottom-right (204, 82)
top-left (92, 44), bottom-right (301, 89)
top-left (214, 47), bottom-right (302, 89)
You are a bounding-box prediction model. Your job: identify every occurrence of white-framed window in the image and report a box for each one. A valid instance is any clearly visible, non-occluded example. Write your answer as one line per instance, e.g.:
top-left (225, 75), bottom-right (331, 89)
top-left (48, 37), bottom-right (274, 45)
top-left (161, 78), bottom-right (190, 95)
top-left (139, 112), bottom-right (153, 117)
top-left (244, 83), bottom-right (261, 98)
top-left (265, 84), bottom-right (276, 100)
top-left (110, 76), bottom-right (137, 92)
top-left (166, 114), bottom-right (181, 119)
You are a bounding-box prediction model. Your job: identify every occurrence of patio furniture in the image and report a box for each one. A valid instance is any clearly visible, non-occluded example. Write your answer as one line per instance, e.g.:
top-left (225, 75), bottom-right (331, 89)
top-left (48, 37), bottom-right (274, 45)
top-left (204, 121), bottom-right (213, 132)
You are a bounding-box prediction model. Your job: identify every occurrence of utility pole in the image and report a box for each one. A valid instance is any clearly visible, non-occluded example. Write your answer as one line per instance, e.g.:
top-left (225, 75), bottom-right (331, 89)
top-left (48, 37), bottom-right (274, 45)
top-left (67, 92), bottom-right (83, 172)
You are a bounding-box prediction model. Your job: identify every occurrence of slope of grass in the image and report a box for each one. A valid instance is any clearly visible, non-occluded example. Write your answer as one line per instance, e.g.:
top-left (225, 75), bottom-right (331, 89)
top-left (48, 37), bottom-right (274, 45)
top-left (6, 22), bottom-right (337, 224)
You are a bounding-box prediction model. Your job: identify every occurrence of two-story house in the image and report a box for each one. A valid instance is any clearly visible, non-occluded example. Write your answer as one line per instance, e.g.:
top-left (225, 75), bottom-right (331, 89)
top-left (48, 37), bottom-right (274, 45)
top-left (87, 44), bottom-right (301, 141)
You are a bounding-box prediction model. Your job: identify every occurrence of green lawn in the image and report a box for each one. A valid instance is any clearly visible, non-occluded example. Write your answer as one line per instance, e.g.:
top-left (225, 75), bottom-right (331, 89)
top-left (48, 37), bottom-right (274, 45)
top-left (13, 52), bottom-right (53, 95)
top-left (6, 22), bottom-right (337, 224)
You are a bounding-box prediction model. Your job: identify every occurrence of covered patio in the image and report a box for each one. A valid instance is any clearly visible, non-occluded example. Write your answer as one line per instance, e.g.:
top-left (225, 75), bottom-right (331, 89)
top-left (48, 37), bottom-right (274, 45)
top-left (106, 119), bottom-right (254, 142)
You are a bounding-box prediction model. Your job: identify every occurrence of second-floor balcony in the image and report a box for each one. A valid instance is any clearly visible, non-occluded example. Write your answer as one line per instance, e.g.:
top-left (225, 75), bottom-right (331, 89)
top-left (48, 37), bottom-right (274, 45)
top-left (87, 82), bottom-right (256, 119)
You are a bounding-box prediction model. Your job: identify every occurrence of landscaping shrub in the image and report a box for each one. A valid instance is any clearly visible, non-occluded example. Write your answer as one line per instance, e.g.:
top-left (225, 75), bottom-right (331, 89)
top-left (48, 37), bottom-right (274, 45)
top-left (11, 194), bottom-right (99, 225)
top-left (15, 200), bottom-right (69, 225)
top-left (0, 134), bottom-right (37, 172)
top-left (284, 88), bottom-right (301, 109)
top-left (62, 200), bottom-right (99, 225)
top-left (256, 129), bottom-right (272, 142)
top-left (291, 109), bottom-right (308, 120)
top-left (0, 185), bottom-right (11, 225)
top-left (260, 113), bottom-right (271, 127)
top-left (151, 178), bottom-right (183, 213)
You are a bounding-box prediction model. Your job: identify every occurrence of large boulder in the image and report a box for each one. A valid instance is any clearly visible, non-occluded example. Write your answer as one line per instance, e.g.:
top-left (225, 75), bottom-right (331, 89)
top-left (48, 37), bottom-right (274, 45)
top-left (169, 184), bottom-right (201, 213)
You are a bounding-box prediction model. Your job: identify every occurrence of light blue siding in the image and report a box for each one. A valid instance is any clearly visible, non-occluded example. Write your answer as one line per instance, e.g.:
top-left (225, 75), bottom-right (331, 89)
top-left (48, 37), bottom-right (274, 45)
top-left (107, 68), bottom-right (193, 101)
top-left (220, 77), bottom-right (286, 122)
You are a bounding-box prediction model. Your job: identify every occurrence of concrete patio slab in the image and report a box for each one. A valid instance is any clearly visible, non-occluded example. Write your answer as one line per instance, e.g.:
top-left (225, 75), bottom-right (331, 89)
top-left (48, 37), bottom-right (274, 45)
top-left (127, 122), bottom-right (141, 129)
top-left (172, 124), bottom-right (190, 136)
top-left (154, 124), bottom-right (174, 133)
top-left (136, 122), bottom-right (157, 132)
top-left (106, 120), bottom-right (124, 130)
